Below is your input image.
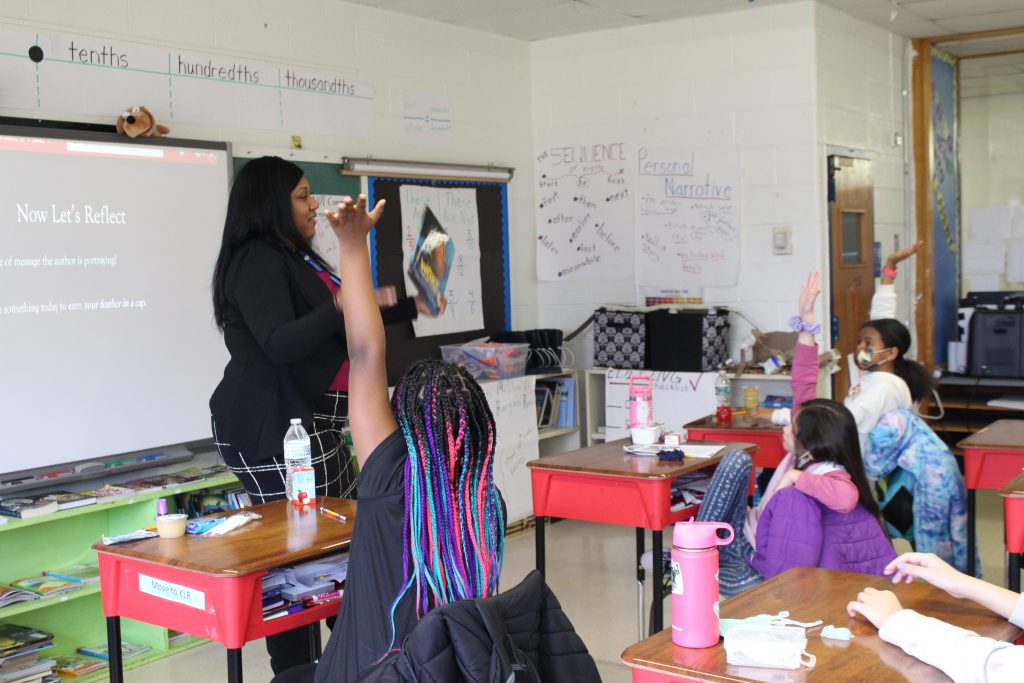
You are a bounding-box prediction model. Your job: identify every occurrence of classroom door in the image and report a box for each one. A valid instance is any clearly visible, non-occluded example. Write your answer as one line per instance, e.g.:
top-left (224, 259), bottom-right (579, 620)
top-left (827, 156), bottom-right (874, 401)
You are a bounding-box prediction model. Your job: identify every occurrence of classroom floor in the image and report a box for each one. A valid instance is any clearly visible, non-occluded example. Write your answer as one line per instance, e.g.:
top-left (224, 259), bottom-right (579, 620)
top-left (129, 489), bottom-right (1010, 683)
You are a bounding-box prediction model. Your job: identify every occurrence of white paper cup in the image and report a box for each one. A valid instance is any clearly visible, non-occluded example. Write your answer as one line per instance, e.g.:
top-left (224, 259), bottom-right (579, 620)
top-left (156, 513), bottom-right (188, 539)
top-left (630, 423), bottom-right (663, 445)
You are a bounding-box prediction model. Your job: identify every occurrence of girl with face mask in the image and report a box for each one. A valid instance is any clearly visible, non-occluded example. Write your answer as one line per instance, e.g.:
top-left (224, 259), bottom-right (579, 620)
top-left (759, 242), bottom-right (930, 455)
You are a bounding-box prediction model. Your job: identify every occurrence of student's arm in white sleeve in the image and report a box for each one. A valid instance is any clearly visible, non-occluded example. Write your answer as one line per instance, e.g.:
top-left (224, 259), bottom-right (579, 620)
top-left (879, 609), bottom-right (1024, 683)
top-left (870, 284), bottom-right (897, 320)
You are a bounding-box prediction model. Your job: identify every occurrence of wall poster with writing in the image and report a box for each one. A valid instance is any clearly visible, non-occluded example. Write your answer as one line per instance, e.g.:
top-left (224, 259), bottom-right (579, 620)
top-left (634, 144), bottom-right (740, 288)
top-left (534, 141), bottom-right (633, 281)
top-left (399, 185), bottom-right (484, 337)
top-left (479, 375), bottom-right (538, 524)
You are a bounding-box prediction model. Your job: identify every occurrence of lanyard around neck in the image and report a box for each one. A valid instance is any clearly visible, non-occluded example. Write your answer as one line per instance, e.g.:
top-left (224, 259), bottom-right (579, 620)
top-left (299, 250), bottom-right (341, 286)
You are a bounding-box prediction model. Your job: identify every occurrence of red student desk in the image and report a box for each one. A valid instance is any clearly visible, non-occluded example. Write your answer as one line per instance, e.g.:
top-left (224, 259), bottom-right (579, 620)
top-left (621, 566), bottom-right (1023, 682)
top-left (527, 440), bottom-right (754, 639)
top-left (1001, 472), bottom-right (1024, 592)
top-left (93, 497), bottom-right (356, 683)
top-left (684, 415), bottom-right (786, 494)
top-left (958, 420), bottom-right (1024, 578)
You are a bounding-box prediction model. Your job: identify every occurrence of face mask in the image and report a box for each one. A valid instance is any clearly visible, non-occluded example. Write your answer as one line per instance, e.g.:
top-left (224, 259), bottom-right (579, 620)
top-left (719, 611), bottom-right (821, 637)
top-left (724, 622), bottom-right (817, 670)
top-left (856, 347), bottom-right (892, 370)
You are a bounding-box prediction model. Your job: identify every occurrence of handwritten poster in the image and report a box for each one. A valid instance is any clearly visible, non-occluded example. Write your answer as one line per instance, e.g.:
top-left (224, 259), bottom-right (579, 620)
top-left (0, 27), bottom-right (373, 136)
top-left (634, 145), bottom-right (740, 287)
top-left (399, 185), bottom-right (484, 337)
top-left (534, 141), bottom-right (633, 281)
top-left (401, 91), bottom-right (453, 147)
top-left (480, 375), bottom-right (538, 524)
top-left (604, 369), bottom-right (716, 441)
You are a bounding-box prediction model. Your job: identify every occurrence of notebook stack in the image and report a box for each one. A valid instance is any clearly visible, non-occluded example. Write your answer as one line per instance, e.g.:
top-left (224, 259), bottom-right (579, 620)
top-left (0, 624), bottom-right (55, 683)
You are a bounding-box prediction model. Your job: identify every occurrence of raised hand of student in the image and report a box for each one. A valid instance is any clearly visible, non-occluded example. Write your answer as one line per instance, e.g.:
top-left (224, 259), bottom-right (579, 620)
top-left (880, 241), bottom-right (923, 284)
top-left (792, 270), bottom-right (821, 345)
top-left (884, 552), bottom-right (968, 596)
top-left (325, 194), bottom-right (386, 245)
top-left (798, 270), bottom-right (821, 324)
top-left (847, 586), bottom-right (904, 629)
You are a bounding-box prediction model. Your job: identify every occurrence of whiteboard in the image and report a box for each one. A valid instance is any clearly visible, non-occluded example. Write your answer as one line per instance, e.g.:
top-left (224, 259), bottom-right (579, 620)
top-left (480, 375), bottom-right (538, 524)
top-left (604, 369), bottom-right (716, 441)
top-left (635, 144), bottom-right (740, 287)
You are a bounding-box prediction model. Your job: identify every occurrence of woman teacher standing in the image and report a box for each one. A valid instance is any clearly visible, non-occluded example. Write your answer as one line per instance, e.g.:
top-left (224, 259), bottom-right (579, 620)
top-left (209, 156), bottom-right (441, 674)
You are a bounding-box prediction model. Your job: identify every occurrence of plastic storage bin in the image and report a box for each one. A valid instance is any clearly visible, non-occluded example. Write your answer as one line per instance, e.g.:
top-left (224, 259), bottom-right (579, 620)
top-left (439, 342), bottom-right (528, 380)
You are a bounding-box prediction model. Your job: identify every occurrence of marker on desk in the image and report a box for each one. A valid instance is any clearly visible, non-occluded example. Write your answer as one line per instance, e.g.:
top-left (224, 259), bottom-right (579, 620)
top-left (319, 507), bottom-right (347, 523)
top-left (731, 410), bottom-right (748, 417)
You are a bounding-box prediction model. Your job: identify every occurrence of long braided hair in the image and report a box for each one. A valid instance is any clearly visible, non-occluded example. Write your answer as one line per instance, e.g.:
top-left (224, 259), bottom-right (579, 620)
top-left (385, 358), bottom-right (505, 647)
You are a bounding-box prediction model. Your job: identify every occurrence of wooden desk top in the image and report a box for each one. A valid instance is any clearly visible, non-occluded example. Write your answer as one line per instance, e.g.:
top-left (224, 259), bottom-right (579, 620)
top-left (1000, 472), bottom-right (1024, 498)
top-left (685, 414), bottom-right (781, 432)
top-left (958, 419), bottom-right (1024, 451)
top-left (92, 497), bottom-right (355, 577)
top-left (621, 567), bottom-right (1021, 682)
top-left (527, 439), bottom-right (754, 479)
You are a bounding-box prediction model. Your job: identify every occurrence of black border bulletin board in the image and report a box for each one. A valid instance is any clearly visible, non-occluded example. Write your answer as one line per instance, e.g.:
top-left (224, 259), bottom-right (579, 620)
top-left (369, 177), bottom-right (511, 384)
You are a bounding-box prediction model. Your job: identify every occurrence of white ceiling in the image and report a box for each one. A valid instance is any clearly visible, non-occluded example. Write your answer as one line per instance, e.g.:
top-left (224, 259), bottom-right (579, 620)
top-left (348, 0), bottom-right (1024, 98)
top-left (347, 0), bottom-right (1024, 43)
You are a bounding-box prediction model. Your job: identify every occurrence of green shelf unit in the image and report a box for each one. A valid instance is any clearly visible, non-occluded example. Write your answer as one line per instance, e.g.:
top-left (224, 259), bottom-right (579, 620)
top-left (0, 473), bottom-right (239, 675)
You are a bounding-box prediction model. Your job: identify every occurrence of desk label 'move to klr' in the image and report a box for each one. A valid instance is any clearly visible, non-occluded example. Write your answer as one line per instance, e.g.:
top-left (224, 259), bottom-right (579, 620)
top-left (139, 574), bottom-right (206, 610)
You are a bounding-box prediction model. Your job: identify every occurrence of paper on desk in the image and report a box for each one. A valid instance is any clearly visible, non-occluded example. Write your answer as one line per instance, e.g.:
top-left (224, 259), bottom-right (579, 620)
top-left (623, 443), bottom-right (722, 459)
top-left (987, 394), bottom-right (1024, 410)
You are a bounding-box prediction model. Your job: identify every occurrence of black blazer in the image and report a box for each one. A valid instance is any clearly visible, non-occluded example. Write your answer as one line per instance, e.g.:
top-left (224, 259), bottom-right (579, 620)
top-left (209, 241), bottom-right (415, 462)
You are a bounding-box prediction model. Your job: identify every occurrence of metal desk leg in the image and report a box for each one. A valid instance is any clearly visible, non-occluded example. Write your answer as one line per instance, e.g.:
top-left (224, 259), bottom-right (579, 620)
top-left (227, 648), bottom-right (243, 683)
top-left (652, 529), bottom-right (664, 634)
top-left (1010, 552), bottom-right (1021, 593)
top-left (535, 515), bottom-right (546, 576)
top-left (310, 622), bottom-right (322, 662)
top-left (106, 617), bottom-right (123, 683)
top-left (968, 489), bottom-right (977, 577)
top-left (636, 528), bottom-right (646, 642)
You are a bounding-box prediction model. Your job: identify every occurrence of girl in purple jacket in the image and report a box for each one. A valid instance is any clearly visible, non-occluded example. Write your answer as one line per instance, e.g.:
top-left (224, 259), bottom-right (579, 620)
top-left (695, 272), bottom-right (896, 596)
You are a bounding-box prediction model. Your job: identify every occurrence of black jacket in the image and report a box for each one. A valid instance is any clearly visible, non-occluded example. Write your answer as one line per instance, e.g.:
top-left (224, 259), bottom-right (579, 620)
top-left (209, 241), bottom-right (415, 462)
top-left (356, 570), bottom-right (601, 683)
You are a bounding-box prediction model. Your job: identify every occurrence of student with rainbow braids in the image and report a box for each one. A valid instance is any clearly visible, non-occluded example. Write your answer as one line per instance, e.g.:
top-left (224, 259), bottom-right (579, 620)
top-left (273, 194), bottom-right (506, 683)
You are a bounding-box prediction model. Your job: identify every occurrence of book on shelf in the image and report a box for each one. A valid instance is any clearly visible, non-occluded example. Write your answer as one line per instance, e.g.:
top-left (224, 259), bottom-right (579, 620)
top-left (0, 657), bottom-right (55, 683)
top-left (0, 497), bottom-right (58, 520)
top-left (115, 478), bottom-right (164, 495)
top-left (534, 386), bottom-right (552, 428)
top-left (51, 655), bottom-right (106, 678)
top-left (0, 651), bottom-right (38, 673)
top-left (77, 485), bottom-right (135, 502)
top-left (0, 585), bottom-right (39, 608)
top-left (9, 577), bottom-right (80, 599)
top-left (33, 491), bottom-right (96, 511)
top-left (0, 625), bottom-right (53, 659)
top-left (41, 564), bottom-right (99, 585)
top-left (75, 641), bottom-right (149, 661)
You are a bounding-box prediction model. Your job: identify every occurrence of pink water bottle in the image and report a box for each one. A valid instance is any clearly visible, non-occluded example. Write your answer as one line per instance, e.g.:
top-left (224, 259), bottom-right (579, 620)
top-left (671, 519), bottom-right (734, 648)
top-left (628, 375), bottom-right (653, 427)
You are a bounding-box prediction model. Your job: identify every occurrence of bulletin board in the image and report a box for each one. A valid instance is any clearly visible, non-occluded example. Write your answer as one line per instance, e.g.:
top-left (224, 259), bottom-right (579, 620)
top-left (368, 177), bottom-right (511, 384)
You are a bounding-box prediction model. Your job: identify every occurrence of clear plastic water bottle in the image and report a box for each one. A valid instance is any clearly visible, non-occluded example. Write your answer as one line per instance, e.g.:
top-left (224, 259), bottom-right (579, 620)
top-left (283, 418), bottom-right (312, 502)
top-left (714, 369), bottom-right (732, 426)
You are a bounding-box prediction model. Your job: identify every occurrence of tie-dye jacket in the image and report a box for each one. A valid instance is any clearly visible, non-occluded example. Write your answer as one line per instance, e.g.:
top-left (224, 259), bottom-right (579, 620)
top-left (865, 408), bottom-right (971, 573)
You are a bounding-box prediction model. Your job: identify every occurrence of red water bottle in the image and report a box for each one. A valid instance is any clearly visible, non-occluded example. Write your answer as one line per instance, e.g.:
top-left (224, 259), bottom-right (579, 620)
top-left (671, 520), bottom-right (734, 648)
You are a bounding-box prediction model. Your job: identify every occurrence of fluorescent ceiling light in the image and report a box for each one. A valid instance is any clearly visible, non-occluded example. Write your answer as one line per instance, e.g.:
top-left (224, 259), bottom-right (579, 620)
top-left (342, 157), bottom-right (513, 182)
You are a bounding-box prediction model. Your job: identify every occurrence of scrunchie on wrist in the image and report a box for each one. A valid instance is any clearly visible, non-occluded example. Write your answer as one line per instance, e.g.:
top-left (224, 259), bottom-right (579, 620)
top-left (788, 315), bottom-right (821, 335)
top-left (882, 266), bottom-right (898, 279)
